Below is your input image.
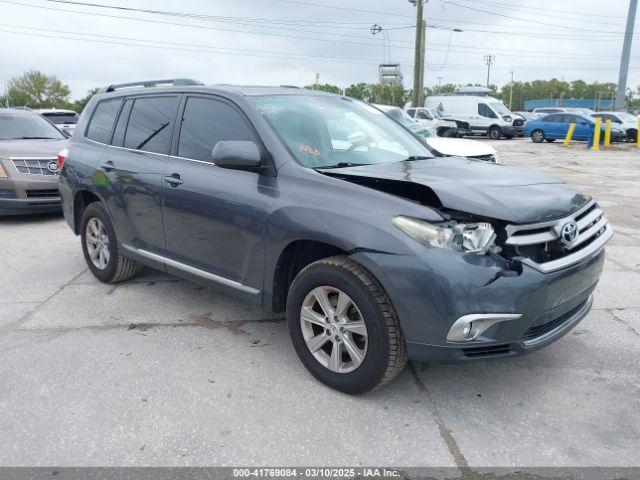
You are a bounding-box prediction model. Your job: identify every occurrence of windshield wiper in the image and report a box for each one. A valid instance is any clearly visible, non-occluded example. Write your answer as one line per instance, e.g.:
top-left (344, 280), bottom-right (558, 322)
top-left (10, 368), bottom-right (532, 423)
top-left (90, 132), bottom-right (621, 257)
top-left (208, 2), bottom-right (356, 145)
top-left (316, 162), bottom-right (370, 169)
top-left (403, 155), bottom-right (433, 161)
top-left (14, 136), bottom-right (59, 140)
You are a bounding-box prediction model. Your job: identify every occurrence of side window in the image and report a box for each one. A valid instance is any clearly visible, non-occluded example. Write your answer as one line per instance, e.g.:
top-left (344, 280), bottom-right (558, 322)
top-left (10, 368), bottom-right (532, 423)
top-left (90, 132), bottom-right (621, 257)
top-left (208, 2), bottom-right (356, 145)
top-left (111, 99), bottom-right (133, 147)
top-left (545, 114), bottom-right (561, 123)
top-left (177, 97), bottom-right (256, 162)
top-left (416, 110), bottom-right (432, 120)
top-left (86, 99), bottom-right (121, 144)
top-left (478, 104), bottom-right (496, 118)
top-left (123, 96), bottom-right (180, 154)
top-left (406, 108), bottom-right (416, 117)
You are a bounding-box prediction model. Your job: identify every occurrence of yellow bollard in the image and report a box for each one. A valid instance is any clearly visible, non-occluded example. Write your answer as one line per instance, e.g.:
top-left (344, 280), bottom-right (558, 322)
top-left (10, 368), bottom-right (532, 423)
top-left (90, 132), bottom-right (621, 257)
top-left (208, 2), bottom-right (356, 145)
top-left (592, 117), bottom-right (602, 151)
top-left (564, 123), bottom-right (576, 146)
top-left (604, 119), bottom-right (611, 147)
top-left (637, 117), bottom-right (640, 149)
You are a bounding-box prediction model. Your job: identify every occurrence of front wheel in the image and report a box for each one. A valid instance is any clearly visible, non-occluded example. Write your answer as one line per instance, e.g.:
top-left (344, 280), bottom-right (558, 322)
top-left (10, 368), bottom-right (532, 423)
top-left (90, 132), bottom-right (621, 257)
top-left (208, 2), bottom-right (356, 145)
top-left (531, 129), bottom-right (545, 143)
top-left (286, 256), bottom-right (407, 394)
top-left (488, 126), bottom-right (502, 140)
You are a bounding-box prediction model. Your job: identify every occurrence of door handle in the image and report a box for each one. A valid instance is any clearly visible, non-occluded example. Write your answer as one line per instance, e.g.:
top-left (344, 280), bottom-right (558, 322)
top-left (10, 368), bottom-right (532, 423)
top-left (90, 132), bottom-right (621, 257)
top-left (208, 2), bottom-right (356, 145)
top-left (100, 161), bottom-right (114, 171)
top-left (163, 174), bottom-right (184, 187)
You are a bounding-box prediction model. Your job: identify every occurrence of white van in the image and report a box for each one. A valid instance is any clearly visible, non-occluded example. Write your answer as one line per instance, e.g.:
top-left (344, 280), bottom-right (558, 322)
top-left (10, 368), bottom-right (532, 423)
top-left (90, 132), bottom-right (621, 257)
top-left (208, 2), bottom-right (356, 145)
top-left (425, 95), bottom-right (517, 140)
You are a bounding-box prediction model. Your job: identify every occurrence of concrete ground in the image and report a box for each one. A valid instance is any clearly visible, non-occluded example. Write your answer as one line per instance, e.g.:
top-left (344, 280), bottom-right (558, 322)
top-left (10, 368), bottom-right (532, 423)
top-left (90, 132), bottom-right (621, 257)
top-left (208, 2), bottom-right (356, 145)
top-left (1, 138), bottom-right (639, 472)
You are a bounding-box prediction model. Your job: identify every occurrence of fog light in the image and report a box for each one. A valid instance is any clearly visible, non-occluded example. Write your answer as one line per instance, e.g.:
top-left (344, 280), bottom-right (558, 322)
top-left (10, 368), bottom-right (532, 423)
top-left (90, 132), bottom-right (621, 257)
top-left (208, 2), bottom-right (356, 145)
top-left (446, 313), bottom-right (522, 342)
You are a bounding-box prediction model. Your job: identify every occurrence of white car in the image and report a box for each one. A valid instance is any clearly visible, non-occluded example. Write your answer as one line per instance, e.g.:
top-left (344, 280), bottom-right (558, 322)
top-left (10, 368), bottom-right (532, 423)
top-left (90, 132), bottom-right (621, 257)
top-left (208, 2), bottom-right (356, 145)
top-left (591, 111), bottom-right (638, 143)
top-left (375, 105), bottom-right (499, 163)
top-left (405, 107), bottom-right (459, 137)
top-left (36, 108), bottom-right (79, 137)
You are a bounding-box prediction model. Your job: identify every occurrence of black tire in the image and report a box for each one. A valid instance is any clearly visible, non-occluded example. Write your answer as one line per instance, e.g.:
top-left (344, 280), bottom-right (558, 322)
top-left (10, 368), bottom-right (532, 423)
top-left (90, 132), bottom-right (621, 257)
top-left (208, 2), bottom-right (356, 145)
top-left (488, 126), bottom-right (502, 140)
top-left (545, 138), bottom-right (556, 143)
top-left (442, 128), bottom-right (457, 138)
top-left (628, 129), bottom-right (637, 143)
top-left (286, 256), bottom-right (407, 394)
top-left (531, 129), bottom-right (545, 143)
top-left (80, 202), bottom-right (138, 283)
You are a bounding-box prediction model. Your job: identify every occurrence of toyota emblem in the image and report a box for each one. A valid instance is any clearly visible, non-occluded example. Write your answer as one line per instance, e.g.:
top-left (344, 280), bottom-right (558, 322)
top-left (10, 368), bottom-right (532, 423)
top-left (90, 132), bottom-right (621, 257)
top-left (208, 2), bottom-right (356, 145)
top-left (561, 221), bottom-right (579, 245)
top-left (47, 160), bottom-right (59, 173)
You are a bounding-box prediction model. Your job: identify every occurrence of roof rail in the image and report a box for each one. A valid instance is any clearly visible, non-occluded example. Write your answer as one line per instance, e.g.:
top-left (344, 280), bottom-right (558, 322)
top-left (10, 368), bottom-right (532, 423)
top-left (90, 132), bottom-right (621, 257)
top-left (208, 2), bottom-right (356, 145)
top-left (99, 78), bottom-right (204, 93)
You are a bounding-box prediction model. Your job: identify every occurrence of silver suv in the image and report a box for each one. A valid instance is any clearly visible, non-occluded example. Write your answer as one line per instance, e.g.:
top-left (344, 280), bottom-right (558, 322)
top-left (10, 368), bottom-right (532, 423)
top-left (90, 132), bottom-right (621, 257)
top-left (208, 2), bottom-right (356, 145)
top-left (0, 108), bottom-right (67, 215)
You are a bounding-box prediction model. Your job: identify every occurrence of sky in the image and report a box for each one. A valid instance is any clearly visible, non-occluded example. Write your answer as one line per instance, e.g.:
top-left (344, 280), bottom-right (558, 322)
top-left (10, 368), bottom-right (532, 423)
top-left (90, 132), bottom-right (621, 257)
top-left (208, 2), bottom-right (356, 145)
top-left (0, 0), bottom-right (637, 100)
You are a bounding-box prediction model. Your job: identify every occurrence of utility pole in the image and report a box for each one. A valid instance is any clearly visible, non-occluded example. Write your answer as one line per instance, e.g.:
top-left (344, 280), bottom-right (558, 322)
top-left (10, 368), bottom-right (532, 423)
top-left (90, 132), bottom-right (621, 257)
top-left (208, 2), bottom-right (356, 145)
top-left (411, 0), bottom-right (425, 107)
top-left (437, 76), bottom-right (443, 88)
top-left (418, 18), bottom-right (426, 106)
top-left (314, 73), bottom-right (319, 88)
top-left (509, 71), bottom-right (514, 110)
top-left (616, 0), bottom-right (637, 110)
top-left (484, 54), bottom-right (495, 88)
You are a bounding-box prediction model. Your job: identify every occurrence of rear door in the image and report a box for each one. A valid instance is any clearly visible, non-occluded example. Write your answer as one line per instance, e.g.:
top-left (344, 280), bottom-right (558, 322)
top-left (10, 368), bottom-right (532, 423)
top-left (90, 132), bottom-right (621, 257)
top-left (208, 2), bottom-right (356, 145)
top-left (160, 94), bottom-right (271, 301)
top-left (99, 94), bottom-right (181, 254)
top-left (571, 115), bottom-right (593, 140)
top-left (542, 114), bottom-right (564, 138)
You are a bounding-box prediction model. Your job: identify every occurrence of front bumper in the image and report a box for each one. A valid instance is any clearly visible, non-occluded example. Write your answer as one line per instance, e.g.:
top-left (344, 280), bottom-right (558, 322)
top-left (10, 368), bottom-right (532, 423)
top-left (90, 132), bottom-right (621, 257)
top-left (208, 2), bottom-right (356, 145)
top-left (0, 178), bottom-right (61, 215)
top-left (351, 245), bottom-right (605, 363)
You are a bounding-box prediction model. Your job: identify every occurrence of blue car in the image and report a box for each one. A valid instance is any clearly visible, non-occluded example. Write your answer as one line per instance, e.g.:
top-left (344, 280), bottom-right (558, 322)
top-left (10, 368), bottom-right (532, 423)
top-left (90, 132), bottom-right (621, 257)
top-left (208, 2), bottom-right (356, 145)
top-left (524, 113), bottom-right (626, 143)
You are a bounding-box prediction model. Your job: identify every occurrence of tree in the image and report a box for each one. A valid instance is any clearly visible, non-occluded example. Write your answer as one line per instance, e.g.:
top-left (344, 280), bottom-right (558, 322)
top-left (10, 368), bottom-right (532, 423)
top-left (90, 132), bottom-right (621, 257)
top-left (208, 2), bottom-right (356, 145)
top-left (344, 82), bottom-right (370, 100)
top-left (369, 84), bottom-right (406, 107)
top-left (4, 70), bottom-right (71, 108)
top-left (304, 83), bottom-right (341, 94)
top-left (73, 87), bottom-right (100, 113)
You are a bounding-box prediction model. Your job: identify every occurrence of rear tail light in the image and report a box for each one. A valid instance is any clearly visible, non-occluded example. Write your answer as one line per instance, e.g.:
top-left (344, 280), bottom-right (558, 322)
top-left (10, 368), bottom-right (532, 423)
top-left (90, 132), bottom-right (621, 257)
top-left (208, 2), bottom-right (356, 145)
top-left (57, 148), bottom-right (69, 170)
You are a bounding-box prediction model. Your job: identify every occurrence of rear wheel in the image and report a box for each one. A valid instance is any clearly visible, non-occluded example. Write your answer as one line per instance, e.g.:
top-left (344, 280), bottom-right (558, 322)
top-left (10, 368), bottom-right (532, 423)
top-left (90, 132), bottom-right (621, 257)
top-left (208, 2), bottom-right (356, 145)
top-left (286, 256), bottom-right (407, 394)
top-left (488, 126), bottom-right (502, 140)
top-left (628, 129), bottom-right (638, 143)
top-left (531, 129), bottom-right (545, 143)
top-left (81, 203), bottom-right (139, 283)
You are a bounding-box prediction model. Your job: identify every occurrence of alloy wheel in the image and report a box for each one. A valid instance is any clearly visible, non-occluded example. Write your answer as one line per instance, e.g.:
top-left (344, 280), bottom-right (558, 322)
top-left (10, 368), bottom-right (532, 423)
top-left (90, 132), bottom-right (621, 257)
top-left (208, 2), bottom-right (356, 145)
top-left (85, 217), bottom-right (110, 270)
top-left (300, 286), bottom-right (368, 374)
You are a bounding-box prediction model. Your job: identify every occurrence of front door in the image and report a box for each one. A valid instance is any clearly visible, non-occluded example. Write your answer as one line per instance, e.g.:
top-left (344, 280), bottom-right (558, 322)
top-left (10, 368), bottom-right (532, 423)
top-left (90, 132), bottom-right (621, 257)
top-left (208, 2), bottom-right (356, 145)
top-left (160, 95), bottom-right (273, 300)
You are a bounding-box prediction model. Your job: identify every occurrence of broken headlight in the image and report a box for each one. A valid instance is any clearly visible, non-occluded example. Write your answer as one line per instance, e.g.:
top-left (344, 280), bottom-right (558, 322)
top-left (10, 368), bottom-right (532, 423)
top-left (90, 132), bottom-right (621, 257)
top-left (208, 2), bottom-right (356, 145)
top-left (393, 216), bottom-right (495, 254)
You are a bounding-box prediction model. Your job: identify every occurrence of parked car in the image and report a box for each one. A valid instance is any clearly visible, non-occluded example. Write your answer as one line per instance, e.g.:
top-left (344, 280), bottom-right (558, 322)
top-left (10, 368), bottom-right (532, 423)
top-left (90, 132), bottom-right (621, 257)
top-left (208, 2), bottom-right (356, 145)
top-left (591, 111), bottom-right (639, 142)
top-left (375, 105), bottom-right (499, 163)
top-left (426, 95), bottom-right (517, 139)
top-left (404, 107), bottom-right (459, 137)
top-left (532, 107), bottom-right (594, 116)
top-left (36, 108), bottom-right (79, 137)
top-left (0, 108), bottom-right (67, 215)
top-left (59, 80), bottom-right (612, 394)
top-left (525, 113), bottom-right (626, 143)
top-left (514, 111), bottom-right (541, 122)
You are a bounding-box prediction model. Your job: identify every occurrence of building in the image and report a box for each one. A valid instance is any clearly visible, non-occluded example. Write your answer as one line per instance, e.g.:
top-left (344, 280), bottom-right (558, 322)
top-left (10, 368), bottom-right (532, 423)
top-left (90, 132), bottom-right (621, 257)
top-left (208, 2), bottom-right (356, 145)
top-left (378, 64), bottom-right (403, 87)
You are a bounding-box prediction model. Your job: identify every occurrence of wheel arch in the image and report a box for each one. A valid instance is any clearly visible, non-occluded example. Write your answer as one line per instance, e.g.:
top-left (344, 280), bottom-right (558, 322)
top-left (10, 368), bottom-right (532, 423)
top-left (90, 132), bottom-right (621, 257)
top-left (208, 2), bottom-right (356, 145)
top-left (73, 190), bottom-right (103, 235)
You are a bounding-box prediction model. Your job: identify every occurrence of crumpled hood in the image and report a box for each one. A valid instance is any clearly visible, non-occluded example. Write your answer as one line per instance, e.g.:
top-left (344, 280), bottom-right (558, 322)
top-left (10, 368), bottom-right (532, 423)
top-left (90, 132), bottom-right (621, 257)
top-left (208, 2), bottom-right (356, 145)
top-left (326, 157), bottom-right (590, 224)
top-left (426, 137), bottom-right (496, 157)
top-left (0, 139), bottom-right (68, 158)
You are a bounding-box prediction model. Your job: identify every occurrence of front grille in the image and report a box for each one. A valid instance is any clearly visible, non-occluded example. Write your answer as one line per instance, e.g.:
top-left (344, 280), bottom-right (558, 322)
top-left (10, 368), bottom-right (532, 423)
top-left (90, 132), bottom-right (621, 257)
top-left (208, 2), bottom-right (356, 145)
top-left (513, 118), bottom-right (524, 127)
top-left (11, 158), bottom-right (58, 176)
top-left (454, 120), bottom-right (470, 130)
top-left (0, 189), bottom-right (17, 198)
top-left (463, 344), bottom-right (513, 358)
top-left (503, 199), bottom-right (613, 273)
top-left (25, 189), bottom-right (59, 199)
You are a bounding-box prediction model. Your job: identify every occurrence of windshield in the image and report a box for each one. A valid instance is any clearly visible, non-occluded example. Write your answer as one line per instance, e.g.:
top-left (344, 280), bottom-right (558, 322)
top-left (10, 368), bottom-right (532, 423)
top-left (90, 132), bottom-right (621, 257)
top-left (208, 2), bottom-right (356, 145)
top-left (618, 112), bottom-right (638, 122)
top-left (42, 112), bottom-right (79, 125)
top-left (490, 102), bottom-right (511, 115)
top-left (0, 113), bottom-right (65, 140)
top-left (251, 95), bottom-right (432, 168)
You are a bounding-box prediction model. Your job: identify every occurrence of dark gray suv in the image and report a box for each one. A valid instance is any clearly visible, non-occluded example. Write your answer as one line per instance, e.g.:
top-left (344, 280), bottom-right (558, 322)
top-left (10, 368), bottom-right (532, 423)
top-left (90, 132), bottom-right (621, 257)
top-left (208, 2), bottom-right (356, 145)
top-left (59, 79), bottom-right (612, 394)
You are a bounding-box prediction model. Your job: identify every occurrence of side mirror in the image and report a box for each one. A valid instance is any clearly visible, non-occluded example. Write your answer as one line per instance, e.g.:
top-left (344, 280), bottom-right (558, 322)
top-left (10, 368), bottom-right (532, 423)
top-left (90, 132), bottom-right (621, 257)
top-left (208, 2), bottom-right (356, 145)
top-left (212, 141), bottom-right (262, 170)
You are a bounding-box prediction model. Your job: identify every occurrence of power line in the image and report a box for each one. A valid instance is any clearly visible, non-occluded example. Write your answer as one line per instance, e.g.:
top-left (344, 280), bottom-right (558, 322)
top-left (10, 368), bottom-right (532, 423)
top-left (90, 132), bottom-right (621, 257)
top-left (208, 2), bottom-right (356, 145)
top-left (266, 0), bottom-right (414, 18)
top-left (443, 1), bottom-right (638, 35)
top-left (441, 0), bottom-right (627, 20)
